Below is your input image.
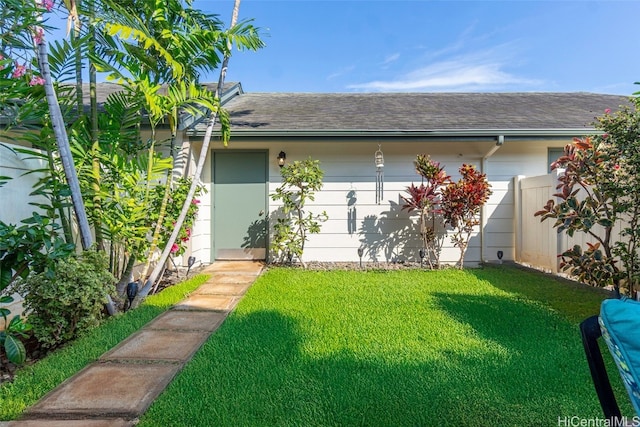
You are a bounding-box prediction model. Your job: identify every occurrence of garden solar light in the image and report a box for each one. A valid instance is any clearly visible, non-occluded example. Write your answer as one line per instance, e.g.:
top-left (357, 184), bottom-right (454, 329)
top-left (187, 256), bottom-right (196, 276)
top-left (126, 281), bottom-right (138, 311)
top-left (419, 248), bottom-right (426, 267)
top-left (357, 246), bottom-right (364, 268)
top-left (497, 250), bottom-right (504, 264)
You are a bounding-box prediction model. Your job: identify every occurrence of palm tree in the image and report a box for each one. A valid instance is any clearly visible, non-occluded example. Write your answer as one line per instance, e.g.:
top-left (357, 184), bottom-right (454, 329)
top-left (86, 0), bottom-right (262, 297)
top-left (140, 0), bottom-right (247, 298)
top-left (33, 1), bottom-right (117, 314)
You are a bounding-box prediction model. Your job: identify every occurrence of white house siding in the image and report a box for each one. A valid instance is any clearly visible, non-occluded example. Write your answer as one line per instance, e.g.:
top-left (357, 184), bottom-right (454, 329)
top-left (194, 136), bottom-right (573, 266)
top-left (0, 142), bottom-right (48, 225)
top-left (0, 142), bottom-right (49, 323)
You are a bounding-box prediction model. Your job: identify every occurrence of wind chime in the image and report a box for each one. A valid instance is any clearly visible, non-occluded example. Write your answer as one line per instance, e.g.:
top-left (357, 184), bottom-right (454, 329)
top-left (375, 144), bottom-right (384, 204)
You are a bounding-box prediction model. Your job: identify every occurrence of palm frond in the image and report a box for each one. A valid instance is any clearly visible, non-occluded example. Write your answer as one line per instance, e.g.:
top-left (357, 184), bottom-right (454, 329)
top-left (48, 38), bottom-right (86, 83)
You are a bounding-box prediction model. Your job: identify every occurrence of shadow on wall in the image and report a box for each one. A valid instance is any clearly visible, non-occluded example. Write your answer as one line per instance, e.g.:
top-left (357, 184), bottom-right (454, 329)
top-left (356, 200), bottom-right (483, 266)
top-left (357, 201), bottom-right (428, 263)
top-left (241, 218), bottom-right (267, 251)
top-left (266, 206), bottom-right (293, 263)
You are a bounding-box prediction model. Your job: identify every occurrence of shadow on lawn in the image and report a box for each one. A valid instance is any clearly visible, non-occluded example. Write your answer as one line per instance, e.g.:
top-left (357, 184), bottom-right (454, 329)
top-left (144, 307), bottom-right (604, 427)
top-left (467, 265), bottom-right (613, 324)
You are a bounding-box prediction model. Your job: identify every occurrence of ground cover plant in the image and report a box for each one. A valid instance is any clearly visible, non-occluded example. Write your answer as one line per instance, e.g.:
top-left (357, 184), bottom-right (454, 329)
top-left (139, 265), bottom-right (629, 426)
top-left (0, 273), bottom-right (210, 420)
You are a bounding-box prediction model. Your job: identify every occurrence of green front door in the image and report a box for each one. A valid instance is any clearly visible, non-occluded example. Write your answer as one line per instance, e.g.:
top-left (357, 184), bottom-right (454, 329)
top-left (212, 150), bottom-right (267, 260)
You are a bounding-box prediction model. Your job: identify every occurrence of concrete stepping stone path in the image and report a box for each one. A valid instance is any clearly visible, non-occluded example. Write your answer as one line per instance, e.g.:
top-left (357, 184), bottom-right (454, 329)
top-left (4, 261), bottom-right (264, 427)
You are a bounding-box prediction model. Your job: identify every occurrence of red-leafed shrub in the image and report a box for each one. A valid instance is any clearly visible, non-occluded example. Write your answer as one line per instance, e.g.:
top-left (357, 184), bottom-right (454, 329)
top-left (441, 164), bottom-right (492, 268)
top-left (401, 155), bottom-right (449, 268)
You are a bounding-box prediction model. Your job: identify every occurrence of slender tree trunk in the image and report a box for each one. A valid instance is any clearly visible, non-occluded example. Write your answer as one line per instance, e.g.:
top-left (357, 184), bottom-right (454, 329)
top-left (141, 135), bottom-right (176, 280)
top-left (36, 27), bottom-right (116, 316)
top-left (86, 0), bottom-right (105, 251)
top-left (46, 149), bottom-right (74, 243)
top-left (72, 27), bottom-right (83, 118)
top-left (139, 0), bottom-right (242, 298)
top-left (36, 41), bottom-right (92, 250)
top-left (116, 255), bottom-right (136, 295)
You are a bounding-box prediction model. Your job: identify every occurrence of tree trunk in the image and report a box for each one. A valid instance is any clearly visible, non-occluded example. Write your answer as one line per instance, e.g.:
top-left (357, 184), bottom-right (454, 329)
top-left (141, 135), bottom-right (176, 280)
top-left (116, 255), bottom-right (136, 295)
top-left (36, 28), bottom-right (116, 316)
top-left (139, 0), bottom-right (242, 298)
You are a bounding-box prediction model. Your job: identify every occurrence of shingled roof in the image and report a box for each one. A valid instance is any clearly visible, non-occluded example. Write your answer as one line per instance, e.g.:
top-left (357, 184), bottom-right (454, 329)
top-left (208, 91), bottom-right (631, 137)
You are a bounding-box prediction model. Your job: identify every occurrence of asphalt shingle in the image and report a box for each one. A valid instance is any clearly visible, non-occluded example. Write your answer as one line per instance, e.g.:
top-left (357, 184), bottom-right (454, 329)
top-left (219, 92), bottom-right (630, 132)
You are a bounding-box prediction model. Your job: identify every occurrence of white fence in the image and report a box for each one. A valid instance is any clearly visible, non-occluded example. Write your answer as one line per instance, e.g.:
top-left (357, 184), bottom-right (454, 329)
top-left (515, 171), bottom-right (625, 274)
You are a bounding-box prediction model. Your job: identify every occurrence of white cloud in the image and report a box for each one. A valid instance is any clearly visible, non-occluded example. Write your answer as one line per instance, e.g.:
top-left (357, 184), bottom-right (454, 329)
top-left (327, 65), bottom-right (356, 80)
top-left (381, 53), bottom-right (400, 66)
top-left (348, 45), bottom-right (543, 92)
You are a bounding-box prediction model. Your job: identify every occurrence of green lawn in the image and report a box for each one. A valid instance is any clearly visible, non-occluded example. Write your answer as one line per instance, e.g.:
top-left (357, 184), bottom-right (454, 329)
top-left (139, 265), bottom-right (630, 426)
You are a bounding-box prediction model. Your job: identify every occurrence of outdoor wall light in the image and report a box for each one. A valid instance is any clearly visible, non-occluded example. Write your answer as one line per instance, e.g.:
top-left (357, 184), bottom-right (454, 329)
top-left (277, 151), bottom-right (287, 167)
top-left (125, 281), bottom-right (139, 311)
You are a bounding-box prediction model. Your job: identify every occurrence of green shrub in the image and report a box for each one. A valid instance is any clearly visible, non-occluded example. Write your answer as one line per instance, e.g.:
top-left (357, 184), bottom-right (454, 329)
top-left (16, 250), bottom-right (116, 349)
top-left (270, 157), bottom-right (328, 265)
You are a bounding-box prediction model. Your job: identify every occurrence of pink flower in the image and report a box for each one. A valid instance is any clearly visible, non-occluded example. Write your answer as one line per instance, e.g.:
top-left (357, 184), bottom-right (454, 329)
top-left (35, 0), bottom-right (54, 11)
top-left (604, 108), bottom-right (611, 114)
top-left (12, 63), bottom-right (26, 78)
top-left (191, 199), bottom-right (200, 205)
top-left (170, 243), bottom-right (180, 253)
top-left (29, 76), bottom-right (45, 86)
top-left (614, 164), bottom-right (620, 171)
top-left (185, 228), bottom-right (191, 237)
top-left (33, 27), bottom-right (45, 45)
top-left (602, 133), bottom-right (609, 139)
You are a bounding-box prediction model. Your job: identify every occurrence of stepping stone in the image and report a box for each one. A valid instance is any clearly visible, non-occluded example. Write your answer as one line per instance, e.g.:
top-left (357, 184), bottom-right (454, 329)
top-left (173, 295), bottom-right (236, 311)
top-left (203, 261), bottom-right (263, 274)
top-left (101, 329), bottom-right (210, 362)
top-left (195, 282), bottom-right (251, 296)
top-left (6, 419), bottom-right (132, 427)
top-left (5, 418), bottom-right (135, 427)
top-left (145, 310), bottom-right (227, 332)
top-left (23, 363), bottom-right (180, 420)
top-left (207, 273), bottom-right (258, 284)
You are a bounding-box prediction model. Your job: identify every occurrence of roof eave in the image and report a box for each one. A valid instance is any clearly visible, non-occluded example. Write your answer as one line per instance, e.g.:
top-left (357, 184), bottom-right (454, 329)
top-left (190, 128), bottom-right (599, 138)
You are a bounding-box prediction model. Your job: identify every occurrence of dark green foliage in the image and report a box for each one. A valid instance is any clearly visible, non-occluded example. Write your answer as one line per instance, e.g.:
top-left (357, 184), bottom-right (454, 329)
top-left (16, 250), bottom-right (115, 349)
top-left (0, 273), bottom-right (209, 420)
top-left (0, 213), bottom-right (75, 294)
top-left (0, 296), bottom-right (31, 365)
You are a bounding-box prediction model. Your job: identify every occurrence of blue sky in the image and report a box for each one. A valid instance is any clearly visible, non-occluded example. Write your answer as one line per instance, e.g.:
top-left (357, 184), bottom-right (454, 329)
top-left (192, 0), bottom-right (640, 95)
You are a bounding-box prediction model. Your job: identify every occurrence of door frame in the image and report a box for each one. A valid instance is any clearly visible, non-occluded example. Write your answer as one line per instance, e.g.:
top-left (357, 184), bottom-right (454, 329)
top-left (211, 149), bottom-right (269, 262)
